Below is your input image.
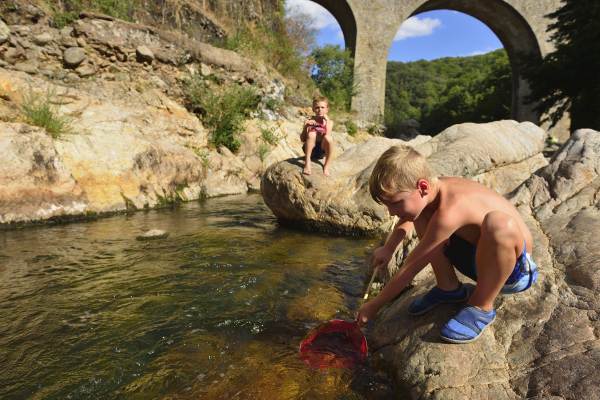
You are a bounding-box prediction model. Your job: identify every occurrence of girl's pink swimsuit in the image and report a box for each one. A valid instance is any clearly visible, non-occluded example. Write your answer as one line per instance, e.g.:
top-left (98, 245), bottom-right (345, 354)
top-left (311, 117), bottom-right (327, 135)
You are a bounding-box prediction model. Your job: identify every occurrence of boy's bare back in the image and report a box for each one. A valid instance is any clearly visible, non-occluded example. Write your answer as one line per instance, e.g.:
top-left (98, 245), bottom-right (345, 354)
top-left (418, 177), bottom-right (533, 253)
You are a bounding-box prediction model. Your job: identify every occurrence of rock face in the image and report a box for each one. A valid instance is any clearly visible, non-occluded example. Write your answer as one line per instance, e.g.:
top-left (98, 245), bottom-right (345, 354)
top-left (369, 129), bottom-right (600, 399)
top-left (1, 10), bottom-right (358, 226)
top-left (261, 120), bottom-right (546, 235)
top-left (0, 63), bottom-right (319, 224)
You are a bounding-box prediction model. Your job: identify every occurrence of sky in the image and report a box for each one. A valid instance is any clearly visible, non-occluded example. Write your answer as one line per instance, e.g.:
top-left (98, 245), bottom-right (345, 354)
top-left (284, 0), bottom-right (503, 62)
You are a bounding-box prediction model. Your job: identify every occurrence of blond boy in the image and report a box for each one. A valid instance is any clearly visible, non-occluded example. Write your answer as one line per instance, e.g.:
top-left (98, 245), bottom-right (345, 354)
top-left (356, 146), bottom-right (538, 343)
top-left (300, 96), bottom-right (334, 176)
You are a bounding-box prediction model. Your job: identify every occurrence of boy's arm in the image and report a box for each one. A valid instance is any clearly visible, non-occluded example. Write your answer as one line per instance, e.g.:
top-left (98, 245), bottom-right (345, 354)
top-left (360, 213), bottom-right (455, 320)
top-left (325, 117), bottom-right (333, 135)
top-left (371, 220), bottom-right (413, 270)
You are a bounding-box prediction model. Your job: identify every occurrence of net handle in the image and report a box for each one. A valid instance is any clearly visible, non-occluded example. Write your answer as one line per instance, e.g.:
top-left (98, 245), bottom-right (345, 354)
top-left (361, 266), bottom-right (379, 304)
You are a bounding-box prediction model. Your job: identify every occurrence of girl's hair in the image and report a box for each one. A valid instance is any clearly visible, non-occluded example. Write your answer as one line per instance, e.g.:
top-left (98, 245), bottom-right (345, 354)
top-left (369, 146), bottom-right (437, 203)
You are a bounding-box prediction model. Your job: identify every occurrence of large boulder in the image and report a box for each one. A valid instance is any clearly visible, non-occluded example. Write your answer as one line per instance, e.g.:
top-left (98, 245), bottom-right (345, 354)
top-left (261, 120), bottom-right (546, 235)
top-left (369, 129), bottom-right (600, 399)
top-left (0, 69), bottom-right (260, 224)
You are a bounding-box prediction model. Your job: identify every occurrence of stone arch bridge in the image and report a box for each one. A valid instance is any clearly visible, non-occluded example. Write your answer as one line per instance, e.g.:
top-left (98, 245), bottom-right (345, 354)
top-left (309, 0), bottom-right (561, 127)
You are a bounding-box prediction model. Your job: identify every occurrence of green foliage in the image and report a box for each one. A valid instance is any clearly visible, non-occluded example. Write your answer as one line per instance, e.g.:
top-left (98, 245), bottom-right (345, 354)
top-left (260, 126), bottom-right (281, 146)
top-left (311, 45), bottom-right (355, 111)
top-left (51, 11), bottom-right (80, 28)
top-left (50, 0), bottom-right (137, 27)
top-left (21, 90), bottom-right (71, 139)
top-left (257, 143), bottom-right (270, 162)
top-left (385, 50), bottom-right (511, 135)
top-left (344, 120), bottom-right (358, 136)
top-left (524, 0), bottom-right (600, 130)
top-left (222, 21), bottom-right (311, 89)
top-left (264, 97), bottom-right (283, 113)
top-left (186, 145), bottom-right (211, 170)
top-left (183, 75), bottom-right (260, 153)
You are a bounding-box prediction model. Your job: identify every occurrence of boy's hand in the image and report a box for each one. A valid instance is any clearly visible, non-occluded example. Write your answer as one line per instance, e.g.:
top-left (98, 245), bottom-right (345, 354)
top-left (372, 246), bottom-right (394, 270)
top-left (305, 119), bottom-right (316, 127)
top-left (356, 301), bottom-right (379, 327)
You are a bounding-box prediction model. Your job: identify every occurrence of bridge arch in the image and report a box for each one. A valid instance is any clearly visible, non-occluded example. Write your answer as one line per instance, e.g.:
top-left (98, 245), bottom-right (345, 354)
top-left (306, 0), bottom-right (358, 54)
top-left (405, 0), bottom-right (542, 123)
top-left (304, 0), bottom-right (560, 128)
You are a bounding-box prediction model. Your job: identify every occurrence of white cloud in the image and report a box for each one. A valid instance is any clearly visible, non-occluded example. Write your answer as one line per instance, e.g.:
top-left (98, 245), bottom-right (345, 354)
top-left (285, 0), bottom-right (338, 30)
top-left (462, 47), bottom-right (499, 57)
top-left (394, 16), bottom-right (442, 41)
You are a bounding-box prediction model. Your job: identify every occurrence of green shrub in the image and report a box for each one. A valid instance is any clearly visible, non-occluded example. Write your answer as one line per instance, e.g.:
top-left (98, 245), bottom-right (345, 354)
top-left (257, 143), bottom-right (270, 162)
top-left (264, 97), bottom-right (283, 112)
top-left (220, 23), bottom-right (314, 96)
top-left (52, 11), bottom-right (80, 28)
top-left (367, 124), bottom-right (382, 136)
top-left (50, 0), bottom-right (137, 27)
top-left (344, 120), bottom-right (358, 136)
top-left (260, 126), bottom-right (281, 146)
top-left (184, 75), bottom-right (260, 153)
top-left (21, 90), bottom-right (71, 139)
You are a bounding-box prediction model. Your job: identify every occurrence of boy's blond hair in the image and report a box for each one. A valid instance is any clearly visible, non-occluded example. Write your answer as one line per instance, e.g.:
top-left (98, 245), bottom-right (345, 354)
top-left (312, 95), bottom-right (328, 106)
top-left (369, 145), bottom-right (437, 203)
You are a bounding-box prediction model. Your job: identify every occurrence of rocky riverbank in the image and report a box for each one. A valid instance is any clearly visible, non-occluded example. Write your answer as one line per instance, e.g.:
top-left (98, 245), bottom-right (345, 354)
top-left (0, 9), bottom-right (360, 226)
top-left (263, 125), bottom-right (600, 399)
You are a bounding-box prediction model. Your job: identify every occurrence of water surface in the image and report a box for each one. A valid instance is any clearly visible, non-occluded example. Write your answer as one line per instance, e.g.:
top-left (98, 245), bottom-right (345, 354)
top-left (0, 195), bottom-right (394, 399)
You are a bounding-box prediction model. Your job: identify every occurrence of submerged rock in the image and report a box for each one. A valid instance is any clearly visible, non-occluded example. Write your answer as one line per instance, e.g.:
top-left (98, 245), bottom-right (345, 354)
top-left (136, 229), bottom-right (169, 240)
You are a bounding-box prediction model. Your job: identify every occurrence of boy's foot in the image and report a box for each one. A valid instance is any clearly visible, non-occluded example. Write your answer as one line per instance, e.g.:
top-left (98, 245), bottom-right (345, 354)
top-left (323, 166), bottom-right (330, 177)
top-left (408, 284), bottom-right (469, 316)
top-left (303, 166), bottom-right (311, 175)
top-left (440, 305), bottom-right (496, 344)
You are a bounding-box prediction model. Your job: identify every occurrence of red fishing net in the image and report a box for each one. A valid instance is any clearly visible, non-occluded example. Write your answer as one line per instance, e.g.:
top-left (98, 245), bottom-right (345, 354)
top-left (299, 319), bottom-right (368, 369)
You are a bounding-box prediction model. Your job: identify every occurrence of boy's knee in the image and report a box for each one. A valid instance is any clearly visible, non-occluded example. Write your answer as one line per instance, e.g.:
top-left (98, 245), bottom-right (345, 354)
top-left (307, 131), bottom-right (317, 140)
top-left (482, 211), bottom-right (518, 242)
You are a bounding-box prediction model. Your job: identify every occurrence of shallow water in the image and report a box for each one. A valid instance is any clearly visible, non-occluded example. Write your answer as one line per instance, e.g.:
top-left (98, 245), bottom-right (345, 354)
top-left (0, 194), bottom-right (395, 399)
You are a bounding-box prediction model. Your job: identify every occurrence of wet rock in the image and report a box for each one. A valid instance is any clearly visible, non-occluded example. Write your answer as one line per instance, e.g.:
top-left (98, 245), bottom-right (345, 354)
top-left (136, 229), bottom-right (169, 240)
top-left (63, 47), bottom-right (86, 68)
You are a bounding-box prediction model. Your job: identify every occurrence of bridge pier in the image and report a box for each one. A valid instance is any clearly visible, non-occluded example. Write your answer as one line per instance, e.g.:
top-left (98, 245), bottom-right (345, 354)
top-left (313, 0), bottom-right (566, 136)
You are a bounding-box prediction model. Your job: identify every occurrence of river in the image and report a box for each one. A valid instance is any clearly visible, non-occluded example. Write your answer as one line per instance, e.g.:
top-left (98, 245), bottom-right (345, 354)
top-left (0, 194), bottom-right (396, 399)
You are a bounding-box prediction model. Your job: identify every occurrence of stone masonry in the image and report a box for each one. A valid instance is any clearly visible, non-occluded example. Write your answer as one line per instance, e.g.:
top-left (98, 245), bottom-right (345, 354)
top-left (311, 0), bottom-right (562, 128)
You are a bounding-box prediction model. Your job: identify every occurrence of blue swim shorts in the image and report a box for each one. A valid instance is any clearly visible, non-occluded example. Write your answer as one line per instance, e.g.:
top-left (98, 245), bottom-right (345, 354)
top-left (443, 234), bottom-right (538, 293)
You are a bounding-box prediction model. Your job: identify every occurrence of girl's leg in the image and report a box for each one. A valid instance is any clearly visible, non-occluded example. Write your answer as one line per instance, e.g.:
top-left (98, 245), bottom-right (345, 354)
top-left (470, 211), bottom-right (523, 311)
top-left (321, 135), bottom-right (334, 176)
top-left (303, 130), bottom-right (317, 175)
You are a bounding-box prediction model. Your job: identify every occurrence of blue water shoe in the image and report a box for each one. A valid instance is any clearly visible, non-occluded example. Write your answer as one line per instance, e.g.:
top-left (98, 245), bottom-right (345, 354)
top-left (408, 284), bottom-right (470, 316)
top-left (440, 305), bottom-right (496, 344)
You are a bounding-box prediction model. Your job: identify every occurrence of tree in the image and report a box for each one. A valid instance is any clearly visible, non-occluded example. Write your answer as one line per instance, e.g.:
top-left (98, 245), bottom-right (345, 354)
top-left (385, 50), bottom-right (512, 135)
top-left (524, 0), bottom-right (600, 130)
top-left (310, 45), bottom-right (355, 111)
